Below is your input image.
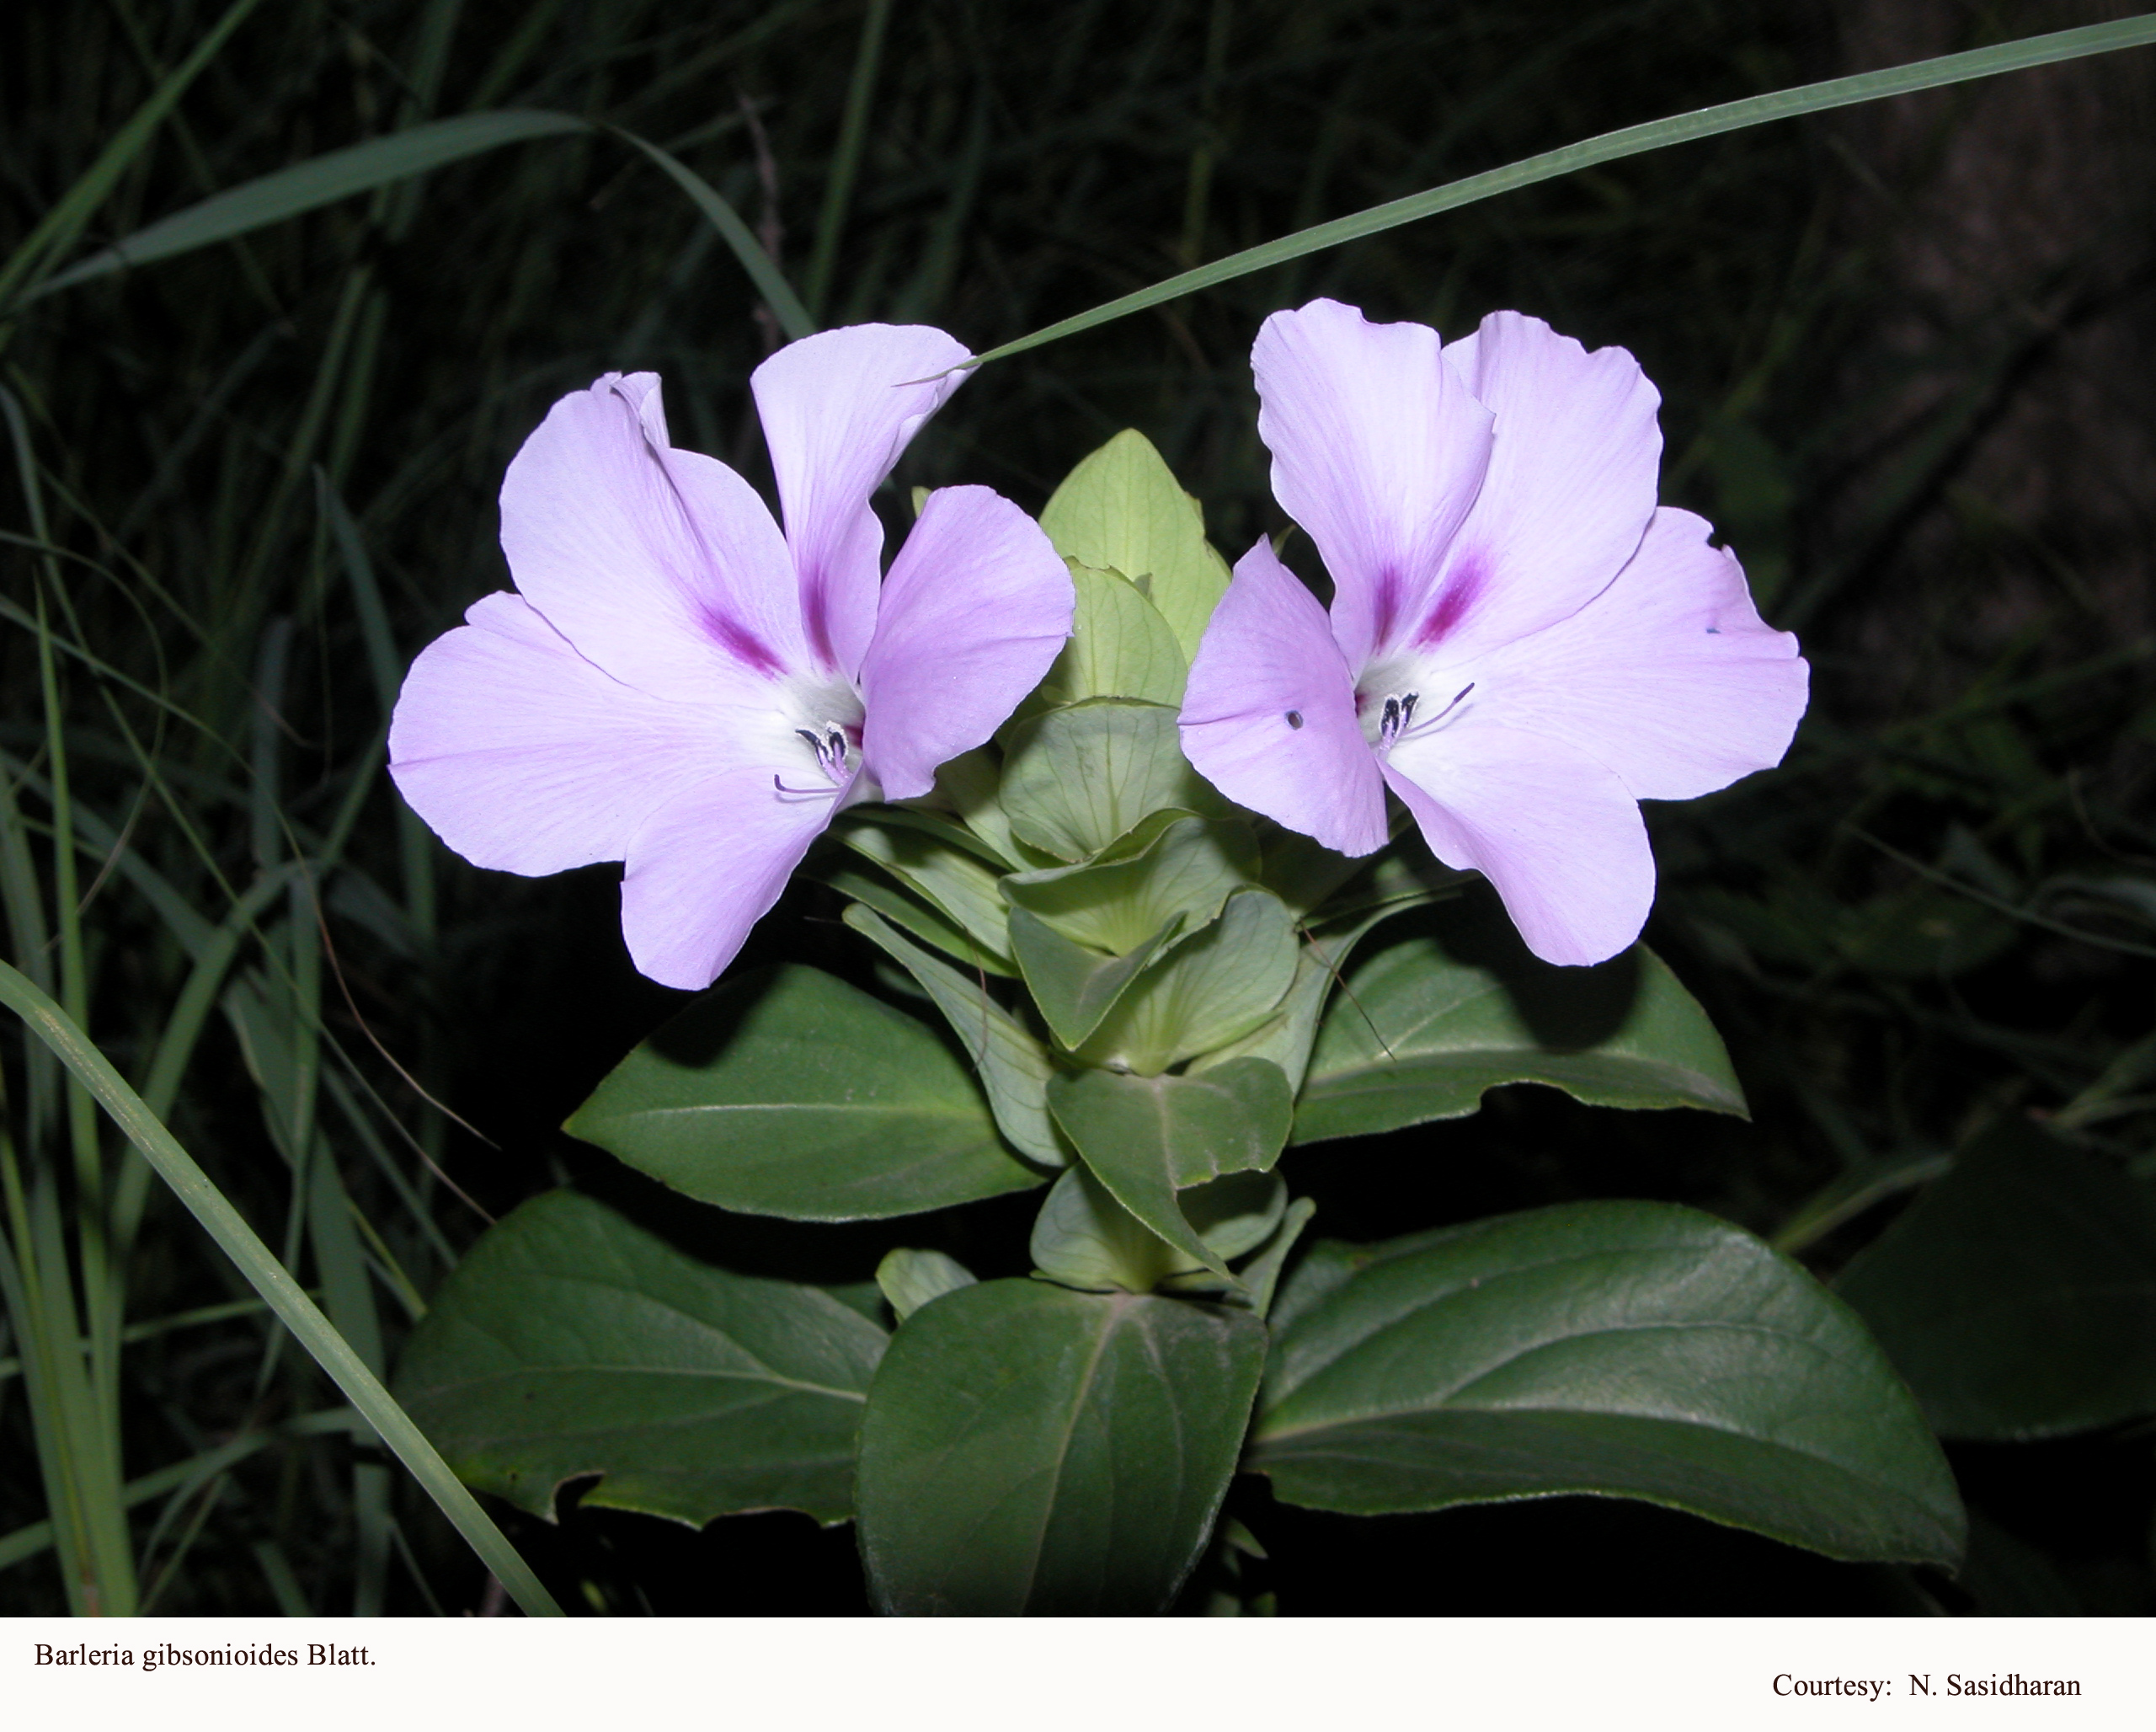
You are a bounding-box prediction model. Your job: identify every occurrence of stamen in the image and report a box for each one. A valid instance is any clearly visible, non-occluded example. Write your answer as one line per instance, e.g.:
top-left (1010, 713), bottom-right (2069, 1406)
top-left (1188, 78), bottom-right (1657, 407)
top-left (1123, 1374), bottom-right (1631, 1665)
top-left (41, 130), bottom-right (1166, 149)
top-left (1284, 709), bottom-right (1305, 730)
top-left (1378, 692), bottom-right (1417, 750)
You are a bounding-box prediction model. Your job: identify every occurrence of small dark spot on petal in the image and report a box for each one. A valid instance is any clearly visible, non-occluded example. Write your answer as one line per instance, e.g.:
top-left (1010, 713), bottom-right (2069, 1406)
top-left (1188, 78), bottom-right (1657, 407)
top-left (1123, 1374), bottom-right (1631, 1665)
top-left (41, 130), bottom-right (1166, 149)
top-left (1285, 709), bottom-right (1305, 730)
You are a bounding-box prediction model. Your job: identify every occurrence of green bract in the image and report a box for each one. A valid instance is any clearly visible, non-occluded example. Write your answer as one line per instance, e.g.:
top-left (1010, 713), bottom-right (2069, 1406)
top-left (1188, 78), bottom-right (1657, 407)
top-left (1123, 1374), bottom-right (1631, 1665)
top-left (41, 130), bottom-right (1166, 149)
top-left (1037, 428), bottom-right (1233, 664)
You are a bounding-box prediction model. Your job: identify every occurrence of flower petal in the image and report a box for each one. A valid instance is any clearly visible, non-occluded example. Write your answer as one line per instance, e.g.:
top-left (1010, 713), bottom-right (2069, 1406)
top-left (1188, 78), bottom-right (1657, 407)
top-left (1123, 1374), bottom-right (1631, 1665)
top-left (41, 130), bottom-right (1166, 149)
top-left (1384, 723), bottom-right (1653, 966)
top-left (619, 763), bottom-right (841, 990)
top-left (751, 324), bottom-right (974, 679)
top-left (1252, 299), bottom-right (1494, 671)
top-left (1180, 538), bottom-right (1388, 857)
top-left (1466, 508), bottom-right (1809, 801)
top-left (499, 372), bottom-right (806, 703)
top-left (1412, 311), bottom-right (1662, 665)
top-left (387, 592), bottom-right (733, 875)
top-left (857, 485), bottom-right (1074, 802)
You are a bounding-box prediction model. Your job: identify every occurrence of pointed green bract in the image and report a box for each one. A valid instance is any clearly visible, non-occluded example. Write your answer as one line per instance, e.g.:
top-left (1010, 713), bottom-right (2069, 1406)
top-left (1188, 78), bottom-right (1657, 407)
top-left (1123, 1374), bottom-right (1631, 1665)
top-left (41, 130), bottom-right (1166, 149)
top-left (1193, 898), bottom-right (1419, 1096)
top-left (855, 1279), bottom-right (1265, 1613)
top-left (395, 1191), bottom-right (885, 1528)
top-left (1030, 1163), bottom-right (1285, 1294)
top-left (1077, 889), bottom-right (1299, 1076)
top-left (1047, 1057), bottom-right (1293, 1279)
top-left (1251, 1202), bottom-right (1964, 1568)
top-left (818, 864), bottom-right (1013, 978)
top-left (1836, 1120), bottom-right (2156, 1441)
top-left (1000, 699), bottom-right (1219, 863)
top-left (1006, 904), bottom-right (1183, 1050)
top-left (843, 906), bottom-right (1068, 1167)
top-left (566, 965), bottom-right (1041, 1221)
top-left (1027, 561), bottom-right (1188, 711)
top-left (876, 1248), bottom-right (978, 1323)
top-left (1294, 893), bottom-right (1747, 1144)
top-left (833, 817), bottom-right (1017, 972)
top-left (1038, 430), bottom-right (1233, 662)
top-left (1003, 811), bottom-right (1258, 956)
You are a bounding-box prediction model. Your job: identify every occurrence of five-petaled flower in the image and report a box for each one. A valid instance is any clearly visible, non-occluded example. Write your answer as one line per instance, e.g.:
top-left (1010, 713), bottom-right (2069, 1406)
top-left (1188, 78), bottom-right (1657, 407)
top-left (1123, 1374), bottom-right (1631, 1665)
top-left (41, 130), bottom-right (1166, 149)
top-left (1179, 298), bottom-right (1809, 965)
top-left (389, 324), bottom-right (1073, 989)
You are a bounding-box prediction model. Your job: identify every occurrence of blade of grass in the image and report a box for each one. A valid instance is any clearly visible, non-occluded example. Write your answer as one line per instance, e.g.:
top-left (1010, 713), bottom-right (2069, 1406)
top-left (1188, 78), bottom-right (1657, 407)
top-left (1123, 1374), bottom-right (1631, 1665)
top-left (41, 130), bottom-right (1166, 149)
top-left (0, 0), bottom-right (271, 310)
top-left (607, 128), bottom-right (815, 339)
top-left (0, 1409), bottom-right (358, 1574)
top-left (0, 960), bottom-right (563, 1616)
top-left (969, 14), bottom-right (2156, 367)
top-left (19, 112), bottom-right (588, 304)
top-left (804, 0), bottom-right (895, 318)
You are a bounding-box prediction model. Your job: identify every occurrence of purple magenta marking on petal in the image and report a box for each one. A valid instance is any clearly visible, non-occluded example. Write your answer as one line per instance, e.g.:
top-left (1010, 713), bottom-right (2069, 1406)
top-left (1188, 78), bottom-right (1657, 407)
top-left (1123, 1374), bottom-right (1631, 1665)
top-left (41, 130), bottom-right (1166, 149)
top-left (1416, 551), bottom-right (1487, 649)
top-left (698, 602), bottom-right (783, 676)
top-left (800, 561), bottom-right (836, 669)
top-left (1369, 564), bottom-right (1405, 651)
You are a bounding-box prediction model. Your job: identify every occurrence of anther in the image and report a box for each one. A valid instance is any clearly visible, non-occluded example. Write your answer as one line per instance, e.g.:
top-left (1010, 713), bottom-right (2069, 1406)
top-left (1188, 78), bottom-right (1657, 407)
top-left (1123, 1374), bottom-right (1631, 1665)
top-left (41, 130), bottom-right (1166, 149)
top-left (1285, 710), bottom-right (1305, 730)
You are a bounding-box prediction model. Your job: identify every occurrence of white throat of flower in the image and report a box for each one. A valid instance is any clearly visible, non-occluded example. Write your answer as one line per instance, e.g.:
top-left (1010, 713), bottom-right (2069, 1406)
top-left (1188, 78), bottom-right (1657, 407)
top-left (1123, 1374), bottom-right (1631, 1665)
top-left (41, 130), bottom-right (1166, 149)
top-left (769, 676), bottom-right (871, 804)
top-left (1357, 657), bottom-right (1476, 754)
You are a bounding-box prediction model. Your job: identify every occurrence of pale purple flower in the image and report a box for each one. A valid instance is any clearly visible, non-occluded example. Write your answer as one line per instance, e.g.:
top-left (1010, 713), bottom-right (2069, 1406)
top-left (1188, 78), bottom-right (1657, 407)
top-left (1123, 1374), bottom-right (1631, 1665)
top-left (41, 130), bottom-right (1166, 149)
top-left (390, 324), bottom-right (1073, 989)
top-left (1179, 299), bottom-right (1809, 965)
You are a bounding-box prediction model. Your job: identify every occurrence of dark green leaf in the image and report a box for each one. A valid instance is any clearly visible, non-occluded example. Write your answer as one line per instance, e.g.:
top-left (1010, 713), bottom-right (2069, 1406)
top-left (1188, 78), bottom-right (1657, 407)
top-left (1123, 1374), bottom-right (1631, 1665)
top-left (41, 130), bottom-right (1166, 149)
top-left (855, 1279), bottom-right (1264, 1612)
top-left (1048, 1058), bottom-right (1293, 1278)
top-left (394, 1191), bottom-right (886, 1527)
top-left (1250, 1201), bottom-right (1963, 1567)
top-left (1836, 1121), bottom-right (2156, 1440)
top-left (566, 965), bottom-right (1041, 1222)
top-left (1294, 893), bottom-right (1745, 1145)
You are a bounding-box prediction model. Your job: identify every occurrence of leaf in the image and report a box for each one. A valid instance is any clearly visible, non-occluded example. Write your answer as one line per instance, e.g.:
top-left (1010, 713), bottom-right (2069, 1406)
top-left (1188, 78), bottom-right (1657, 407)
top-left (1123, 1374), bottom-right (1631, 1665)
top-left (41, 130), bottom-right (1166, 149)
top-left (1249, 1201), bottom-right (1964, 1568)
top-left (394, 1191), bottom-right (885, 1527)
top-left (1006, 903), bottom-right (1182, 1050)
top-left (1037, 430), bottom-right (1232, 663)
top-left (1238, 1197), bottom-right (1319, 1320)
top-left (817, 864), bottom-right (1011, 979)
top-left (1077, 889), bottom-right (1300, 1075)
top-left (855, 1279), bottom-right (1265, 1612)
top-left (1047, 1059), bottom-right (1293, 1279)
top-left (833, 817), bottom-right (1017, 970)
top-left (1002, 811), bottom-right (1258, 956)
top-left (1294, 892), bottom-right (1746, 1146)
top-left (1191, 896), bottom-right (1416, 1096)
top-left (875, 1249), bottom-right (977, 1322)
top-left (1834, 1120), bottom-right (2156, 1440)
top-left (1030, 1163), bottom-right (1284, 1294)
top-left (843, 905), bottom-right (1067, 1167)
top-left (565, 965), bottom-right (1041, 1222)
top-left (1028, 561), bottom-right (1187, 710)
top-left (931, 747), bottom-right (1023, 868)
top-left (1000, 698), bottom-right (1218, 863)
